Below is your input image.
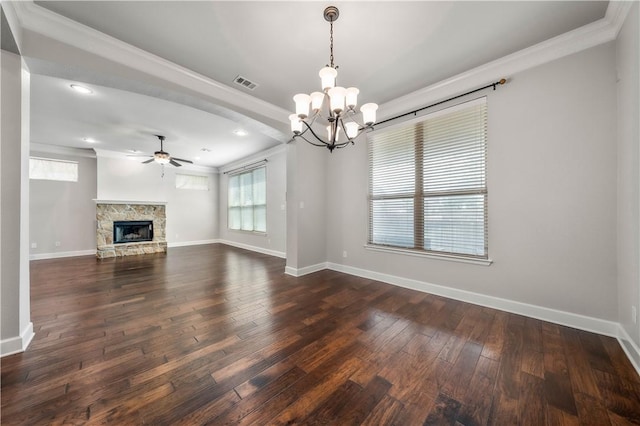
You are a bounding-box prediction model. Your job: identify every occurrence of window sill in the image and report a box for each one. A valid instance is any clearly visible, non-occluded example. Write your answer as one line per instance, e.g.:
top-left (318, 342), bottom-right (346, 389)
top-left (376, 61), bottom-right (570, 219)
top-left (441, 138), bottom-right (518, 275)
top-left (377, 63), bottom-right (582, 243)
top-left (228, 229), bottom-right (267, 236)
top-left (363, 244), bottom-right (493, 266)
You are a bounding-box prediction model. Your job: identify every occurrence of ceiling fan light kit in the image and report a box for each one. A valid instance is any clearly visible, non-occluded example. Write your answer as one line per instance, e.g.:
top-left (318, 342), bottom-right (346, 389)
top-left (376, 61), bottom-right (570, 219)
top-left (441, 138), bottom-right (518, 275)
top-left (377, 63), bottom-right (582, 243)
top-left (153, 151), bottom-right (171, 165)
top-left (136, 135), bottom-right (194, 171)
top-left (290, 6), bottom-right (378, 152)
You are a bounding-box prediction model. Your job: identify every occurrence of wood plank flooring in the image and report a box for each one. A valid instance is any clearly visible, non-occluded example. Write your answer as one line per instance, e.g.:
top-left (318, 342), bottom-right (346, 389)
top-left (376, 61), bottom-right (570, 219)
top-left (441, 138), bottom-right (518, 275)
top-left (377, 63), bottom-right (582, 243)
top-left (2, 244), bottom-right (639, 425)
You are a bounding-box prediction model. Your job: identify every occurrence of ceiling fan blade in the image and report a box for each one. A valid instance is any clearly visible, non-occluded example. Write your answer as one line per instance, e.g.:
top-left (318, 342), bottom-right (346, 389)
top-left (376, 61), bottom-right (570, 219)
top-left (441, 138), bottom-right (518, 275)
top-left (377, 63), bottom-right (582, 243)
top-left (169, 159), bottom-right (182, 167)
top-left (142, 158), bottom-right (155, 164)
top-left (171, 157), bottom-right (194, 164)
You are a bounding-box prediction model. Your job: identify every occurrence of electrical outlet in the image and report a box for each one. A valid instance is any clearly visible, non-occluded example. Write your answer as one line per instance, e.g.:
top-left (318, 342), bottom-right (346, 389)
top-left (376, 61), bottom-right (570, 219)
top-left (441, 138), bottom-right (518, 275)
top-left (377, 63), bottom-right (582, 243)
top-left (632, 306), bottom-right (637, 324)
top-left (299, 201), bottom-right (305, 209)
top-left (343, 250), bottom-right (348, 258)
top-left (31, 243), bottom-right (37, 249)
top-left (55, 241), bottom-right (61, 247)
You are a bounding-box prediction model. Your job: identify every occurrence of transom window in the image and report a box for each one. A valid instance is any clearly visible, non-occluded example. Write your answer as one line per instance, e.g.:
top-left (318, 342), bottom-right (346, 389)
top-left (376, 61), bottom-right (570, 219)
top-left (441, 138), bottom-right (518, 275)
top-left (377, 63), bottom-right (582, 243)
top-left (228, 166), bottom-right (266, 233)
top-left (29, 157), bottom-right (78, 182)
top-left (368, 97), bottom-right (488, 259)
top-left (176, 173), bottom-right (209, 191)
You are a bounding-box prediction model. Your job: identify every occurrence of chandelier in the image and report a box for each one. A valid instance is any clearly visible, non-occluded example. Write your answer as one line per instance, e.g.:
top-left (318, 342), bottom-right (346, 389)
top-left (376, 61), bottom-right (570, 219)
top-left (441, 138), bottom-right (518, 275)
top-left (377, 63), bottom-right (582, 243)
top-left (290, 6), bottom-right (378, 152)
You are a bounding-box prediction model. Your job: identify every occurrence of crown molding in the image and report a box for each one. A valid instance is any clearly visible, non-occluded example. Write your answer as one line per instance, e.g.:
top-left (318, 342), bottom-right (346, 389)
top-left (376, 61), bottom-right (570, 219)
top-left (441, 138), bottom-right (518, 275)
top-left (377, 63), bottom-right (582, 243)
top-left (30, 142), bottom-right (97, 158)
top-left (606, 0), bottom-right (636, 38)
top-left (10, 1), bottom-right (291, 125)
top-left (1, 2), bottom-right (24, 54)
top-left (219, 143), bottom-right (287, 174)
top-left (379, 1), bottom-right (633, 121)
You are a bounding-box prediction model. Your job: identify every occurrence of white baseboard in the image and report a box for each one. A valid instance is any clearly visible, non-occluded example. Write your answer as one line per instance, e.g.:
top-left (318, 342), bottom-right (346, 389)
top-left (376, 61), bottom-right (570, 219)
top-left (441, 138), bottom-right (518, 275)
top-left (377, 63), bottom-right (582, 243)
top-left (327, 262), bottom-right (620, 338)
top-left (30, 249), bottom-right (96, 260)
top-left (285, 262), bottom-right (328, 277)
top-left (1, 322), bottom-right (34, 357)
top-left (218, 240), bottom-right (286, 259)
top-left (168, 239), bottom-right (220, 248)
top-left (617, 325), bottom-right (640, 376)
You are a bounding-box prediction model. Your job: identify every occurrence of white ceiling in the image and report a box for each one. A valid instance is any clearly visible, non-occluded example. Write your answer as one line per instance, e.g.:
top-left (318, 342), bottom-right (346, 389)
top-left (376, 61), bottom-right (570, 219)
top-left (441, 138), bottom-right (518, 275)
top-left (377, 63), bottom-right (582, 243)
top-left (10, 1), bottom-right (609, 168)
top-left (30, 74), bottom-right (280, 167)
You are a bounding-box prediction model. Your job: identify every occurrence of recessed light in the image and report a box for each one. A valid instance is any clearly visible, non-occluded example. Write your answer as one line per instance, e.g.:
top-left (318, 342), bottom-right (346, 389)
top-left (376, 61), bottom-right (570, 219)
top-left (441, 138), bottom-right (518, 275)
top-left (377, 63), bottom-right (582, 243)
top-left (70, 84), bottom-right (93, 94)
top-left (83, 137), bottom-right (97, 143)
top-left (234, 129), bottom-right (248, 136)
top-left (201, 148), bottom-right (212, 152)
top-left (128, 149), bottom-right (141, 153)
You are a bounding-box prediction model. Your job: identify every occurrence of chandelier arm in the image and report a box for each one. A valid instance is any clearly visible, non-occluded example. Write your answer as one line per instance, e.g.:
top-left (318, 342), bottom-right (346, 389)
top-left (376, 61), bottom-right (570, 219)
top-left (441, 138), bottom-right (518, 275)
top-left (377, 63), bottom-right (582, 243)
top-left (337, 117), bottom-right (353, 142)
top-left (299, 119), bottom-right (331, 145)
top-left (293, 110), bottom-right (321, 139)
top-left (294, 133), bottom-right (330, 148)
top-left (334, 141), bottom-right (353, 149)
top-left (341, 110), bottom-right (369, 131)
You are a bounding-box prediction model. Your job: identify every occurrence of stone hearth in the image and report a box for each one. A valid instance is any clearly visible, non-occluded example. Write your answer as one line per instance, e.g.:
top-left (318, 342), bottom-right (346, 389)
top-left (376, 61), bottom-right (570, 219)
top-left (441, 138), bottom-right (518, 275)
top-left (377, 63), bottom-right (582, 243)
top-left (95, 200), bottom-right (167, 259)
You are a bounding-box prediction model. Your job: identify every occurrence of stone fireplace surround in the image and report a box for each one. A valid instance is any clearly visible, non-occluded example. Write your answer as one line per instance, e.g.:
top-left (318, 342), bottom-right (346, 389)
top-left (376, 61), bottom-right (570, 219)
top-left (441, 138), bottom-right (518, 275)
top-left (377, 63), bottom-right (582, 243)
top-left (95, 200), bottom-right (167, 259)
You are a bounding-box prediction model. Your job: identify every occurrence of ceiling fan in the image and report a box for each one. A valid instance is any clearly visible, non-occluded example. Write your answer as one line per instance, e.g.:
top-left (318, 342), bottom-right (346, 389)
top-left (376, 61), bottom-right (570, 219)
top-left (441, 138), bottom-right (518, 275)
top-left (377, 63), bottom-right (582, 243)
top-left (139, 135), bottom-right (193, 167)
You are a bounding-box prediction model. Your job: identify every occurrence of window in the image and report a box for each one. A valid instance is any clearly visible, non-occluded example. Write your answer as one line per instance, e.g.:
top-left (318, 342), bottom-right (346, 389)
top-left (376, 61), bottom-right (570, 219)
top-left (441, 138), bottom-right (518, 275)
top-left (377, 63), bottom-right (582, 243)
top-left (176, 173), bottom-right (209, 191)
top-left (228, 166), bottom-right (266, 232)
top-left (368, 97), bottom-right (487, 259)
top-left (29, 157), bottom-right (78, 182)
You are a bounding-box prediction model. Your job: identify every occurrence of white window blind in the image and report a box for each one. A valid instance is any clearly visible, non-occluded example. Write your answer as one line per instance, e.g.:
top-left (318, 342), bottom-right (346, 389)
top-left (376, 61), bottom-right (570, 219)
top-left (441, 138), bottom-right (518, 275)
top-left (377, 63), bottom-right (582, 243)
top-left (228, 166), bottom-right (266, 233)
top-left (368, 97), bottom-right (487, 259)
top-left (29, 157), bottom-right (78, 182)
top-left (176, 173), bottom-right (209, 191)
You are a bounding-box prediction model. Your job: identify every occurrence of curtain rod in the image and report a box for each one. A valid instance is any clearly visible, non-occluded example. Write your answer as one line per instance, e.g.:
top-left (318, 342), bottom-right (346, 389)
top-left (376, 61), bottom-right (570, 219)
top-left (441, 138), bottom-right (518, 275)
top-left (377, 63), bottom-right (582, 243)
top-left (223, 159), bottom-right (268, 175)
top-left (371, 78), bottom-right (507, 128)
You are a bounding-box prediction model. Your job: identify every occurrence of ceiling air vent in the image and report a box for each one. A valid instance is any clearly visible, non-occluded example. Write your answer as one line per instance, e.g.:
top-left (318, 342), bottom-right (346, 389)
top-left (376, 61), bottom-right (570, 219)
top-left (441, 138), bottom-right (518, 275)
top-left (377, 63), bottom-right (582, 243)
top-left (233, 75), bottom-right (258, 91)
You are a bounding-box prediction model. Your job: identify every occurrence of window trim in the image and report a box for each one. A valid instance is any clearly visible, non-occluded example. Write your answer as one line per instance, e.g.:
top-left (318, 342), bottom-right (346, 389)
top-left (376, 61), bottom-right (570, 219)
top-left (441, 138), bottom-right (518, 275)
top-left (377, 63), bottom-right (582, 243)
top-left (363, 243), bottom-right (493, 266)
top-left (367, 97), bottom-right (489, 264)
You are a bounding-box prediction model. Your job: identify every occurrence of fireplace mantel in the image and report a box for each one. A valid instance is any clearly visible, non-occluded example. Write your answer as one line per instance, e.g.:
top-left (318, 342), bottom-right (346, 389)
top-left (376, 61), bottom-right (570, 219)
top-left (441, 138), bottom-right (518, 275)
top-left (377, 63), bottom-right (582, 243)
top-left (94, 199), bottom-right (167, 205)
top-left (95, 201), bottom-right (167, 258)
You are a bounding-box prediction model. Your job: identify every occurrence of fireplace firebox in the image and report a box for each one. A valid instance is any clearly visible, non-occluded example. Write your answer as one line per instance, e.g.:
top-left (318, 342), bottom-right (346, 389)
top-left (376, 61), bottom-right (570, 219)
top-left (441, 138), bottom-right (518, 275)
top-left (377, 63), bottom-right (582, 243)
top-left (113, 220), bottom-right (153, 244)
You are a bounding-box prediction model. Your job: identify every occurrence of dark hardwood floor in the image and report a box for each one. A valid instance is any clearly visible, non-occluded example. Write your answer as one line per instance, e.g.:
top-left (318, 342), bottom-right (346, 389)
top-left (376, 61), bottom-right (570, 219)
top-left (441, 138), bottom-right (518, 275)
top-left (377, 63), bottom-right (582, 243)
top-left (2, 244), bottom-right (640, 425)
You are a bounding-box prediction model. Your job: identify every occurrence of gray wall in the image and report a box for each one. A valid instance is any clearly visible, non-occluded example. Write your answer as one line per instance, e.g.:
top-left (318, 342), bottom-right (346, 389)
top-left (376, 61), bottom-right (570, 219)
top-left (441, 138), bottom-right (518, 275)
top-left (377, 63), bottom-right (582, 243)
top-left (1, 49), bottom-right (32, 355)
top-left (617, 3), bottom-right (640, 346)
top-left (29, 150), bottom-right (97, 257)
top-left (326, 42), bottom-right (618, 321)
top-left (218, 146), bottom-right (287, 256)
top-left (96, 155), bottom-right (218, 245)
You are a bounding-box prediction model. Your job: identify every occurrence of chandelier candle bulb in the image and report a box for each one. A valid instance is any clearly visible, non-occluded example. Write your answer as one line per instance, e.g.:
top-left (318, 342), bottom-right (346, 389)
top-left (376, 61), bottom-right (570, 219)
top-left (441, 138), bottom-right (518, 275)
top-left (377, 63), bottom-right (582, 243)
top-left (346, 87), bottom-right (359, 109)
top-left (294, 94), bottom-right (311, 119)
top-left (319, 67), bottom-right (338, 91)
top-left (289, 114), bottom-right (302, 134)
top-left (328, 86), bottom-right (346, 114)
top-left (311, 92), bottom-right (324, 111)
top-left (345, 122), bottom-right (359, 139)
top-left (360, 103), bottom-right (379, 125)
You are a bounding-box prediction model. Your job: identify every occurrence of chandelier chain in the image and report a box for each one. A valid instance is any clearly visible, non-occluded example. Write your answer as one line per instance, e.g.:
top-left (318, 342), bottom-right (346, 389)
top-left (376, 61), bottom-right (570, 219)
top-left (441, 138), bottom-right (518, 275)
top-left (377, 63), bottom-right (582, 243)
top-left (329, 20), bottom-right (334, 68)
